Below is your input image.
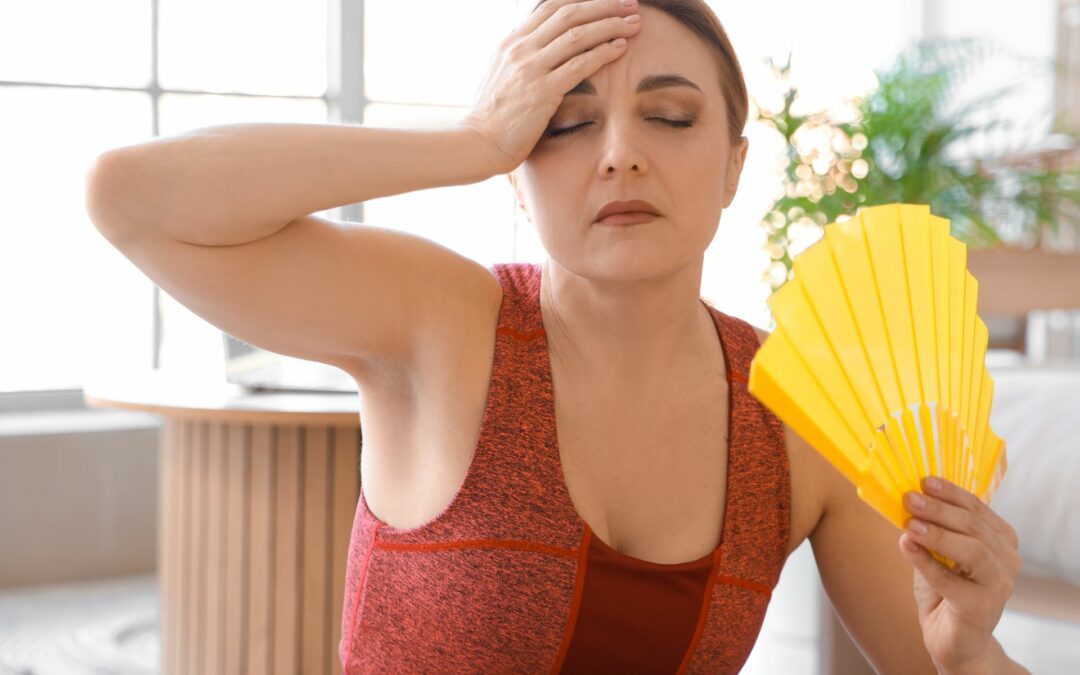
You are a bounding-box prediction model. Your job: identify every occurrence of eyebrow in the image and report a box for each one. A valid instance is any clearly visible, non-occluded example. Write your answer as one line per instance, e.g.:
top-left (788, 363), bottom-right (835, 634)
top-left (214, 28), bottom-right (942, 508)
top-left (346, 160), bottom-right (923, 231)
top-left (566, 73), bottom-right (703, 97)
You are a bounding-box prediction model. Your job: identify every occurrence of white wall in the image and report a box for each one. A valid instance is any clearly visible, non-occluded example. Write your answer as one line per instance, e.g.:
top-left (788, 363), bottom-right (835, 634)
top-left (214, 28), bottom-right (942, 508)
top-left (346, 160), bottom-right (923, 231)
top-left (0, 417), bottom-right (160, 588)
top-left (922, 0), bottom-right (1059, 158)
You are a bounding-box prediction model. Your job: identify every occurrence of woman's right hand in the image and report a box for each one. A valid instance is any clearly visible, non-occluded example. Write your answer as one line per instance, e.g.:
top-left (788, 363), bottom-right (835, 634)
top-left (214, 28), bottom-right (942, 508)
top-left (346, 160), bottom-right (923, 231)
top-left (461, 0), bottom-right (643, 176)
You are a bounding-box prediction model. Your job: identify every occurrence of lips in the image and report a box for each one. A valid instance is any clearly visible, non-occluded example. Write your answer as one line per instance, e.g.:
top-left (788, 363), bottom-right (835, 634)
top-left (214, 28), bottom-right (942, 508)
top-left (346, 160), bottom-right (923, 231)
top-left (594, 199), bottom-right (661, 223)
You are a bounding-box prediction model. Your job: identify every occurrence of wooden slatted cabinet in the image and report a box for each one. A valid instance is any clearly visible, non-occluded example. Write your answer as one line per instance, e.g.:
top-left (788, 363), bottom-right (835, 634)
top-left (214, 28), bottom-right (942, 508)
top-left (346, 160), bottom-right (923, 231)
top-left (84, 374), bottom-right (362, 675)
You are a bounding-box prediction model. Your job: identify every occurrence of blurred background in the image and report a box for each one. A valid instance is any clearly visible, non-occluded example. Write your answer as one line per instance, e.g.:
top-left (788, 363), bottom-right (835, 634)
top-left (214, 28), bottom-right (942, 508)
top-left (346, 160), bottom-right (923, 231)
top-left (1, 0), bottom-right (1079, 673)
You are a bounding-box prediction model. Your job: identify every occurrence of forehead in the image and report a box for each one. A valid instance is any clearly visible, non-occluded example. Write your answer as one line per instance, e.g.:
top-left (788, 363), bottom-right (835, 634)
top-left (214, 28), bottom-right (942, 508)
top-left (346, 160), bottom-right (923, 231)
top-left (566, 73), bottom-right (703, 97)
top-left (565, 6), bottom-right (720, 99)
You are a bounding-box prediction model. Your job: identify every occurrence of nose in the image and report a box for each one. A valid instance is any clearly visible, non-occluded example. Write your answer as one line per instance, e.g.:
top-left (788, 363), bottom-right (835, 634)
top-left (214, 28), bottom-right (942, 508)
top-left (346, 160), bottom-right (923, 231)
top-left (597, 116), bottom-right (646, 176)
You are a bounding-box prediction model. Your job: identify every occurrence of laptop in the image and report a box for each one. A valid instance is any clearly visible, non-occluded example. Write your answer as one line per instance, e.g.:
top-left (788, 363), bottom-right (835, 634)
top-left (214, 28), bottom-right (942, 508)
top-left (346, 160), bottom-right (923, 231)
top-left (222, 332), bottom-right (358, 394)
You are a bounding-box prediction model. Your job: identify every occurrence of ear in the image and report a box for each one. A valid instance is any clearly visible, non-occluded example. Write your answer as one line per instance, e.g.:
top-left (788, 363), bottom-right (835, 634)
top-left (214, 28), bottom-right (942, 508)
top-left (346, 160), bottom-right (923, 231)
top-left (507, 171), bottom-right (532, 222)
top-left (721, 135), bottom-right (749, 209)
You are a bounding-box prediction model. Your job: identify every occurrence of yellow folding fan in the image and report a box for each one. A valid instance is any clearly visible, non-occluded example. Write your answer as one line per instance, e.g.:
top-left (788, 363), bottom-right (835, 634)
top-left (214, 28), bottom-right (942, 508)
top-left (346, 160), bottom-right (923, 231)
top-left (748, 203), bottom-right (1007, 567)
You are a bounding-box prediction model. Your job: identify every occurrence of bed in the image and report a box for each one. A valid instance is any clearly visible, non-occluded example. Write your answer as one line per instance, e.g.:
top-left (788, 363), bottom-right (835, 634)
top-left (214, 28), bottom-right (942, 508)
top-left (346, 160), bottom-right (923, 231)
top-left (963, 248), bottom-right (1080, 600)
top-left (821, 247), bottom-right (1080, 673)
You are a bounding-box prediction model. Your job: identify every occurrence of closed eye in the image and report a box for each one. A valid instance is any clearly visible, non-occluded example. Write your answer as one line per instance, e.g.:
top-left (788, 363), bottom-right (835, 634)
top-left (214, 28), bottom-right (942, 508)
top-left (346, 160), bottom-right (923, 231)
top-left (545, 118), bottom-right (695, 138)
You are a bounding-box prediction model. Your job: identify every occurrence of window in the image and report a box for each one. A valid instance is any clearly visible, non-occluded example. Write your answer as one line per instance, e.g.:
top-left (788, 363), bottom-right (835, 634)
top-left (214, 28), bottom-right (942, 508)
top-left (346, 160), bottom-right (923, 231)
top-left (1, 0), bottom-right (915, 396)
top-left (1, 0), bottom-right (158, 394)
top-left (359, 0), bottom-right (530, 267)
top-left (0, 0), bottom-right (526, 394)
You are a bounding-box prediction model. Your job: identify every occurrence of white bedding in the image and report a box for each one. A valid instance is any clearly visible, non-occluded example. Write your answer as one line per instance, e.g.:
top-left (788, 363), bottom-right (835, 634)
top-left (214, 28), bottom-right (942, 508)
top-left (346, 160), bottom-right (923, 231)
top-left (985, 359), bottom-right (1080, 585)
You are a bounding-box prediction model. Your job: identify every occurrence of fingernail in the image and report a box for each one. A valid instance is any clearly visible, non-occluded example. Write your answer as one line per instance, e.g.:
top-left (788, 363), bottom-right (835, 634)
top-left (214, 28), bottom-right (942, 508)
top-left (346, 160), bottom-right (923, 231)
top-left (908, 492), bottom-right (926, 509)
top-left (908, 519), bottom-right (929, 535)
top-left (926, 476), bottom-right (943, 493)
top-left (622, 0), bottom-right (637, 6)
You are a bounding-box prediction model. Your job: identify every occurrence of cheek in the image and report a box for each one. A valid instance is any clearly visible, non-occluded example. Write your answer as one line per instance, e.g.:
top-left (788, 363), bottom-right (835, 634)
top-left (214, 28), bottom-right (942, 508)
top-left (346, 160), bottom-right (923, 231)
top-left (534, 214), bottom-right (579, 246)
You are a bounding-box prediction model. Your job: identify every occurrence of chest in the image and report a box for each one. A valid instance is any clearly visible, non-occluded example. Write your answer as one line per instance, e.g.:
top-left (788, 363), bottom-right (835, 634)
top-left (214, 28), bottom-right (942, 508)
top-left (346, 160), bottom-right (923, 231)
top-left (357, 322), bottom-right (824, 568)
top-left (550, 366), bottom-right (731, 564)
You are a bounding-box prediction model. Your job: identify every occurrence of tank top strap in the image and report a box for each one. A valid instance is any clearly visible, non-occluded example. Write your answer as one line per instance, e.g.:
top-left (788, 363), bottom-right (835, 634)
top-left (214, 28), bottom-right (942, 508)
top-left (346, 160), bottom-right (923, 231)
top-left (436, 262), bottom-right (583, 548)
top-left (704, 305), bottom-right (756, 386)
top-left (704, 304), bottom-right (792, 590)
top-left (359, 262), bottom-right (579, 550)
top-left (490, 262), bottom-right (544, 336)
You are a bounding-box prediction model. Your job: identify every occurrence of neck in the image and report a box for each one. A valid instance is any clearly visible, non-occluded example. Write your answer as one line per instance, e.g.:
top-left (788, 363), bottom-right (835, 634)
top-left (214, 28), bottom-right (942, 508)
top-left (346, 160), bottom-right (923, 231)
top-left (539, 258), bottom-right (714, 379)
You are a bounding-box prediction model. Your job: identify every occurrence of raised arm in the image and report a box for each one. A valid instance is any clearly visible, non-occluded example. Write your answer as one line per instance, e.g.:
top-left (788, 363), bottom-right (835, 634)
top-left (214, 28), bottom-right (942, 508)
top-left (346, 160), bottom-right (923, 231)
top-left (83, 0), bottom-right (645, 382)
top-left (84, 123), bottom-right (504, 378)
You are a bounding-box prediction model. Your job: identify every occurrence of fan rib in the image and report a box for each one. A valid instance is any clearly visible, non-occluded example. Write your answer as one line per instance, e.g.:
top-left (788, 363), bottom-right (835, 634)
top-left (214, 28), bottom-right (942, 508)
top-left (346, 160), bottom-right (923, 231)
top-left (896, 210), bottom-right (928, 405)
top-left (748, 203), bottom-right (1007, 536)
top-left (859, 214), bottom-right (908, 416)
top-left (794, 277), bottom-right (877, 438)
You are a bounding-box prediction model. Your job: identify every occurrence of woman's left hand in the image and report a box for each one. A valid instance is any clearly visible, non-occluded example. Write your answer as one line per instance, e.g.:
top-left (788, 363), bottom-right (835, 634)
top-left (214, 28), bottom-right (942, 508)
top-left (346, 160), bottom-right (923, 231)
top-left (898, 475), bottom-right (1023, 674)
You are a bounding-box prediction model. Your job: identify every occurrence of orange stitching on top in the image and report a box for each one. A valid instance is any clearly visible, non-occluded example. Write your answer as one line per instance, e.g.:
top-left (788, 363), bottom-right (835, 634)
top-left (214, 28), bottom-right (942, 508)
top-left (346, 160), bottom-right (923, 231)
top-left (714, 574), bottom-right (772, 599)
top-left (676, 548), bottom-right (721, 674)
top-left (374, 538), bottom-right (577, 559)
top-left (730, 370), bottom-right (750, 385)
top-left (497, 326), bottom-right (546, 341)
top-left (550, 527), bottom-right (593, 674)
top-left (342, 523), bottom-right (383, 674)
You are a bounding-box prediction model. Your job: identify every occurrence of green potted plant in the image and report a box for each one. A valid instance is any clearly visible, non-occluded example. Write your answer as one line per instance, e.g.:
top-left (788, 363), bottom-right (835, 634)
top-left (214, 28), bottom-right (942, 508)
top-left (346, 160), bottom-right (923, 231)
top-left (754, 36), bottom-right (1080, 294)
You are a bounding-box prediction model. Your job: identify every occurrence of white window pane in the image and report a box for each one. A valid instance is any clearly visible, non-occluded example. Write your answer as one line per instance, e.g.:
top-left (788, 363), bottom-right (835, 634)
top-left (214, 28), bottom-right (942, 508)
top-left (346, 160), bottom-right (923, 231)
top-left (919, 0), bottom-right (1056, 157)
top-left (360, 103), bottom-right (516, 268)
top-left (0, 0), bottom-right (151, 88)
top-left (158, 296), bottom-right (229, 381)
top-left (159, 92), bottom-right (328, 135)
top-left (0, 87), bottom-right (154, 392)
top-left (361, 101), bottom-right (467, 129)
top-left (155, 93), bottom-right (329, 376)
top-left (364, 0), bottom-right (520, 106)
top-left (159, 0), bottom-right (327, 97)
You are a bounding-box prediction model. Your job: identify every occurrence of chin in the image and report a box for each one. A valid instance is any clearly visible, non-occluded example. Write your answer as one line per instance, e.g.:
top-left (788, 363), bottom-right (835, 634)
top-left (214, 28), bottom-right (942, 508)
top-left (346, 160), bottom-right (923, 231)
top-left (549, 246), bottom-right (687, 284)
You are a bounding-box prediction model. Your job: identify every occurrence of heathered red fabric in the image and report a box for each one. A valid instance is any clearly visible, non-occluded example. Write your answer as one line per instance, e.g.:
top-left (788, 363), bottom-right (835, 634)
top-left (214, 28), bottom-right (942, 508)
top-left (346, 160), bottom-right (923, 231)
top-left (339, 262), bottom-right (791, 674)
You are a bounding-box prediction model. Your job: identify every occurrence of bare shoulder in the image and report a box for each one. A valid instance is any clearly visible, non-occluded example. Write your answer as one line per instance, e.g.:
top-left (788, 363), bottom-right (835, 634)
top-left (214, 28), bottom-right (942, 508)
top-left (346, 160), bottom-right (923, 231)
top-left (748, 324), bottom-right (836, 554)
top-left (402, 259), bottom-right (503, 399)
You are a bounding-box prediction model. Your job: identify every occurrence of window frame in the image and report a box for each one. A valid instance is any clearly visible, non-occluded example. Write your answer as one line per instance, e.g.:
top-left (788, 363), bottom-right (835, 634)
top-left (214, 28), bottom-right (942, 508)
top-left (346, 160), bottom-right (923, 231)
top-left (1, 0), bottom-right (367, 408)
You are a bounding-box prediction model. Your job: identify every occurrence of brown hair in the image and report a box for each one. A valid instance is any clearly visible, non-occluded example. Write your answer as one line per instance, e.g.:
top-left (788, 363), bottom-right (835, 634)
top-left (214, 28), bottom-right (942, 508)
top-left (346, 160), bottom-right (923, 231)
top-left (532, 0), bottom-right (749, 144)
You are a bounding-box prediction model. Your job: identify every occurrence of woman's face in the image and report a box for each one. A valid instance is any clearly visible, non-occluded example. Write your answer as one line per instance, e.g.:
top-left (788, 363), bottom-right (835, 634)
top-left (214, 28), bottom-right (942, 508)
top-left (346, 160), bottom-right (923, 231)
top-left (509, 6), bottom-right (749, 282)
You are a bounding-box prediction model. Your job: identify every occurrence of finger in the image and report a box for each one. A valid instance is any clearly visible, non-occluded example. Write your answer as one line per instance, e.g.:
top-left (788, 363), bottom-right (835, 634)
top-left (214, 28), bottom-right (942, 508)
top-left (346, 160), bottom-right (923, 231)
top-left (905, 516), bottom-right (1003, 587)
top-left (904, 490), bottom-right (982, 536)
top-left (531, 1), bottom-right (641, 70)
top-left (899, 532), bottom-right (980, 605)
top-left (518, 0), bottom-right (632, 44)
top-left (546, 32), bottom-right (634, 97)
top-left (903, 490), bottom-right (1014, 564)
top-left (907, 486), bottom-right (1015, 570)
top-left (922, 476), bottom-right (1019, 548)
top-left (519, 0), bottom-right (584, 35)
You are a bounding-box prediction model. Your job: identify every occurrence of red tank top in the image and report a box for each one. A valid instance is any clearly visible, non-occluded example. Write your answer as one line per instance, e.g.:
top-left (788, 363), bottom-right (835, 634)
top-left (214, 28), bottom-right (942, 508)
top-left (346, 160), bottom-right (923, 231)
top-left (339, 262), bottom-right (791, 674)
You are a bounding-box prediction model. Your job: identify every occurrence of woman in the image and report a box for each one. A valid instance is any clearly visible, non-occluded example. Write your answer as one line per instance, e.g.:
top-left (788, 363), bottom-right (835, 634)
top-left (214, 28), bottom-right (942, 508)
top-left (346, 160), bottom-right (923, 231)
top-left (85, 0), bottom-right (1027, 672)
